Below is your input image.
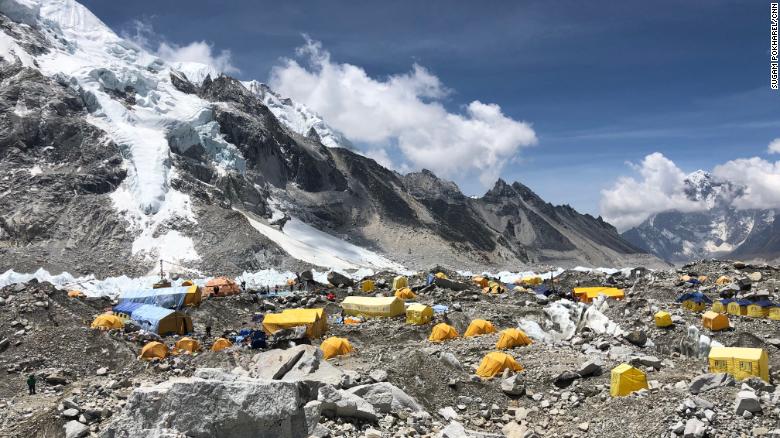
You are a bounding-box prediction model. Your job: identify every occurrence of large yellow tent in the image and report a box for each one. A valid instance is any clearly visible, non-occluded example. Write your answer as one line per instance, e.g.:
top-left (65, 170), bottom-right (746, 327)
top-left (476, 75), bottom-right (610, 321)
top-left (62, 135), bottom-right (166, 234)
top-left (360, 280), bottom-right (375, 293)
top-left (321, 337), bottom-right (353, 359)
top-left (406, 303), bottom-right (433, 325)
top-left (727, 301), bottom-right (748, 316)
top-left (769, 307), bottom-right (780, 320)
top-left (708, 347), bottom-right (769, 381)
top-left (711, 301), bottom-right (726, 313)
top-left (654, 311), bottom-right (673, 328)
top-left (573, 287), bottom-right (625, 303)
top-left (518, 276), bottom-right (542, 286)
top-left (482, 280), bottom-right (506, 294)
top-left (395, 287), bottom-right (416, 300)
top-left (610, 364), bottom-right (648, 397)
top-left (91, 314), bottom-right (125, 330)
top-left (472, 276), bottom-right (489, 288)
top-left (392, 276), bottom-right (408, 291)
top-left (262, 308), bottom-right (327, 339)
top-left (341, 296), bottom-right (405, 318)
top-left (702, 311), bottom-right (729, 331)
top-left (174, 337), bottom-right (201, 354)
top-left (496, 328), bottom-right (532, 349)
top-left (682, 300), bottom-right (708, 313)
top-left (211, 338), bottom-right (233, 352)
top-left (139, 341), bottom-right (168, 360)
top-left (464, 319), bottom-right (497, 337)
top-left (747, 303), bottom-right (770, 318)
top-left (475, 352), bottom-right (523, 378)
top-left (429, 323), bottom-right (459, 342)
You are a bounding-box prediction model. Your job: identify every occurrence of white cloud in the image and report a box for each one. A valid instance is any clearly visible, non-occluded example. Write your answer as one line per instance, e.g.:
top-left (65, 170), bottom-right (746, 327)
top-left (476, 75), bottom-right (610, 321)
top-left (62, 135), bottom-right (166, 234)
top-left (600, 153), bottom-right (706, 231)
top-left (269, 37), bottom-right (537, 187)
top-left (601, 152), bottom-right (780, 231)
top-left (768, 137), bottom-right (780, 154)
top-left (712, 157), bottom-right (780, 209)
top-left (123, 19), bottom-right (238, 74)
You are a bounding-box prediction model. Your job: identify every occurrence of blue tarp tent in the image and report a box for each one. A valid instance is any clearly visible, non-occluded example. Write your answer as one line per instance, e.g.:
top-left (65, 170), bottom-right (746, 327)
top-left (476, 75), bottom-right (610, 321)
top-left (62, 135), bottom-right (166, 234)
top-left (129, 304), bottom-right (192, 336)
top-left (113, 301), bottom-right (143, 317)
top-left (676, 292), bottom-right (712, 304)
top-left (119, 286), bottom-right (200, 310)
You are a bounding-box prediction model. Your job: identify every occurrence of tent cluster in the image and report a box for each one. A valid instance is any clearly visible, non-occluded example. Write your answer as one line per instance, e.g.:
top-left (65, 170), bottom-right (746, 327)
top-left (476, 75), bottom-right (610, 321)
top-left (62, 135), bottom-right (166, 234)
top-left (202, 277), bottom-right (241, 298)
top-left (710, 298), bottom-right (779, 320)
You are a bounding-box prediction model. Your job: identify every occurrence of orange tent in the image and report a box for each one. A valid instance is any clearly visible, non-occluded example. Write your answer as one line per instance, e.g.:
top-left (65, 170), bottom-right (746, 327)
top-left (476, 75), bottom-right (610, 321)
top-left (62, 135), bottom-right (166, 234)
top-left (429, 323), bottom-right (459, 342)
top-left (464, 319), bottom-right (497, 337)
top-left (174, 337), bottom-right (201, 354)
top-left (203, 277), bottom-right (241, 297)
top-left (139, 342), bottom-right (168, 360)
top-left (476, 352), bottom-right (523, 378)
top-left (67, 290), bottom-right (84, 298)
top-left (211, 338), bottom-right (233, 352)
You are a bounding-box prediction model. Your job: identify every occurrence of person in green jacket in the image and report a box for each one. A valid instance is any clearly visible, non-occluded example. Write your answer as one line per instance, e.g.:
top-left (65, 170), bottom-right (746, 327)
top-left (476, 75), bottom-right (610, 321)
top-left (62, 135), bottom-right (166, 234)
top-left (26, 374), bottom-right (36, 395)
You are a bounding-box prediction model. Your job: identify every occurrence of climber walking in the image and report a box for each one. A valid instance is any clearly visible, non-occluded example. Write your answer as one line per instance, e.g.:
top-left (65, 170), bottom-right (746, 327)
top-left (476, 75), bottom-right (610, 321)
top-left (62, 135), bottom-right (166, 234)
top-left (27, 374), bottom-right (36, 395)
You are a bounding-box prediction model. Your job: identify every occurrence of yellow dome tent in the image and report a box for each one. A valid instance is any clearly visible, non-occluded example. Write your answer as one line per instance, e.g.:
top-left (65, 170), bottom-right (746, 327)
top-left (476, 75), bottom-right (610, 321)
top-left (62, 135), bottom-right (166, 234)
top-left (360, 280), bottom-right (375, 293)
top-left (435, 272), bottom-right (447, 279)
top-left (395, 287), bottom-right (416, 300)
top-left (464, 319), bottom-right (497, 337)
top-left (472, 276), bottom-right (489, 288)
top-left (262, 308), bottom-right (327, 339)
top-left (406, 303), bottom-right (434, 325)
top-left (482, 281), bottom-right (506, 294)
top-left (90, 314), bottom-right (125, 330)
top-left (392, 276), bottom-right (408, 291)
top-left (139, 341), bottom-right (168, 360)
top-left (702, 311), bottom-right (729, 331)
top-left (496, 328), bottom-right (532, 349)
top-left (475, 352), bottom-right (523, 378)
top-left (321, 337), bottom-right (353, 359)
top-left (341, 296), bottom-right (405, 318)
top-left (429, 323), bottom-right (459, 342)
top-left (68, 290), bottom-right (84, 298)
top-left (174, 337), bottom-right (201, 354)
top-left (708, 347), bottom-right (769, 381)
top-left (769, 307), bottom-right (780, 320)
top-left (211, 338), bottom-right (233, 352)
top-left (519, 276), bottom-right (542, 286)
top-left (610, 364), bottom-right (648, 397)
top-left (654, 311), bottom-right (673, 328)
top-left (715, 275), bottom-right (731, 285)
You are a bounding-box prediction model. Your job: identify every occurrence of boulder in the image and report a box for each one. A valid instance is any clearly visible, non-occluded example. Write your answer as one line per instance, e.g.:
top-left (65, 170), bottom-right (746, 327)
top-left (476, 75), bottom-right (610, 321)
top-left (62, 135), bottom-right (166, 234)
top-left (630, 355), bottom-right (662, 370)
top-left (439, 352), bottom-right (462, 370)
top-left (369, 369), bottom-right (388, 383)
top-left (734, 390), bottom-right (762, 416)
top-left (625, 330), bottom-right (647, 347)
top-left (251, 345), bottom-right (343, 387)
top-left (577, 360), bottom-right (603, 377)
top-left (64, 420), bottom-right (89, 438)
top-left (747, 272), bottom-right (762, 282)
top-left (438, 421), bottom-right (469, 438)
top-left (99, 368), bottom-right (309, 438)
top-left (553, 371), bottom-right (580, 388)
top-left (327, 271), bottom-right (353, 287)
top-left (500, 374), bottom-right (526, 396)
top-left (689, 373), bottom-right (735, 394)
top-left (683, 418), bottom-right (706, 438)
top-left (348, 382), bottom-right (423, 413)
top-left (318, 384), bottom-right (377, 421)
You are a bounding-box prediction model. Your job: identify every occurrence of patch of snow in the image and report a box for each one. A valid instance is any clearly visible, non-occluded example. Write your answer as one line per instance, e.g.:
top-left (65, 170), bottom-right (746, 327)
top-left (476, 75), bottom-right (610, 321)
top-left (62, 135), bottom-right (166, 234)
top-left (28, 165), bottom-right (42, 176)
top-left (0, 29), bottom-right (36, 67)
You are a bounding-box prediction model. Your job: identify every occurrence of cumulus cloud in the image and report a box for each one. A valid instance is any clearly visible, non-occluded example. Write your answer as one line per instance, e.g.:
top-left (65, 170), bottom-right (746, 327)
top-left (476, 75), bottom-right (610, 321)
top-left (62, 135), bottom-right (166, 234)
top-left (600, 153), bottom-right (706, 231)
top-left (269, 37), bottom-right (537, 187)
top-left (124, 19), bottom-right (238, 74)
top-left (601, 152), bottom-right (780, 231)
top-left (768, 138), bottom-right (780, 154)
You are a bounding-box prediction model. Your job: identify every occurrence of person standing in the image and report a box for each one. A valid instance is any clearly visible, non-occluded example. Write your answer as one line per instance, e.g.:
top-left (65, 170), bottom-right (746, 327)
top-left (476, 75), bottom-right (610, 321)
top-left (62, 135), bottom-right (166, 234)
top-left (27, 374), bottom-right (36, 395)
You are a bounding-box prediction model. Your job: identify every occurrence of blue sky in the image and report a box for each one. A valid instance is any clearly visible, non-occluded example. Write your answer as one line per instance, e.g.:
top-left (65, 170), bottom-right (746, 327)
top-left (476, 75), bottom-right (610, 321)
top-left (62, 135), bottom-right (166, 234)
top-left (82, 0), bottom-right (779, 221)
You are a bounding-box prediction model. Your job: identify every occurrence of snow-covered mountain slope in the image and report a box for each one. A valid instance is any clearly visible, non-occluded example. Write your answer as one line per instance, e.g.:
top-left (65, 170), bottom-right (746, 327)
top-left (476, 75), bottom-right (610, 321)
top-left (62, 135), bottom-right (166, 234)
top-left (242, 80), bottom-right (352, 150)
top-left (0, 0), bottom-right (658, 277)
top-left (621, 171), bottom-right (777, 262)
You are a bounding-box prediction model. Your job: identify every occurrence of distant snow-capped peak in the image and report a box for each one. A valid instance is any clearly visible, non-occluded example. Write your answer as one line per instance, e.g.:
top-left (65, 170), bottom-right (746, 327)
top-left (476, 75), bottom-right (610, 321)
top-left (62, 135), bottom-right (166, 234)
top-left (242, 80), bottom-right (352, 149)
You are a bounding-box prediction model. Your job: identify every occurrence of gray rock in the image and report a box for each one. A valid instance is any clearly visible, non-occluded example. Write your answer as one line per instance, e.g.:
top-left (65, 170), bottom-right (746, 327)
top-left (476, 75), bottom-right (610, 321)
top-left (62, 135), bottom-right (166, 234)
top-left (347, 382), bottom-right (423, 413)
top-left (62, 408), bottom-right (80, 418)
top-left (631, 355), bottom-right (662, 370)
top-left (96, 367), bottom-right (108, 376)
top-left (625, 330), bottom-right (647, 347)
top-left (251, 345), bottom-right (343, 387)
top-left (0, 338), bottom-right (9, 353)
top-left (64, 420), bottom-right (89, 438)
top-left (577, 360), bottom-right (603, 377)
top-left (318, 384), bottom-right (377, 421)
top-left (501, 374), bottom-right (526, 396)
top-left (99, 368), bottom-right (309, 438)
top-left (439, 352), bottom-right (462, 370)
top-left (735, 390), bottom-right (762, 415)
top-left (438, 406), bottom-right (459, 421)
top-left (689, 373), bottom-right (735, 394)
top-left (553, 371), bottom-right (580, 388)
top-left (304, 400), bottom-right (322, 435)
top-left (369, 369), bottom-right (388, 383)
top-left (683, 418), bottom-right (706, 438)
top-left (438, 421), bottom-right (469, 438)
top-left (327, 272), bottom-right (353, 287)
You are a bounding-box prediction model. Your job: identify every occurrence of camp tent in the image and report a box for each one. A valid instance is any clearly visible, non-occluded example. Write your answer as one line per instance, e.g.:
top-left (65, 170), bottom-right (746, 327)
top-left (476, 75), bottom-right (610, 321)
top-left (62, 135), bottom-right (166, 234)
top-left (476, 352), bottom-right (523, 378)
top-left (360, 280), bottom-right (375, 293)
top-left (435, 272), bottom-right (448, 279)
top-left (203, 277), bottom-right (240, 298)
top-left (654, 311), bottom-right (673, 328)
top-left (715, 276), bottom-right (731, 285)
top-left (711, 300), bottom-right (727, 313)
top-left (610, 364), bottom-right (648, 397)
top-left (573, 287), bottom-right (625, 303)
top-left (708, 347), bottom-right (769, 381)
top-left (113, 302), bottom-right (143, 321)
top-left (90, 314), bottom-right (124, 330)
top-left (496, 328), bottom-right (532, 349)
top-left (472, 276), bottom-right (489, 288)
top-left (464, 319), bottom-right (497, 337)
top-left (702, 311), bottom-right (729, 331)
top-left (392, 276), bottom-right (408, 291)
top-left (676, 292), bottom-right (712, 312)
top-left (120, 285), bottom-right (201, 310)
top-left (262, 308), bottom-right (327, 339)
top-left (341, 296), bottom-right (405, 318)
top-left (395, 288), bottom-right (416, 300)
top-left (406, 303), bottom-right (433, 325)
top-left (429, 323), bottom-right (459, 342)
top-left (769, 306), bottom-right (780, 321)
top-left (747, 300), bottom-right (774, 318)
top-left (482, 281), bottom-right (506, 294)
top-left (174, 337), bottom-right (201, 353)
top-left (139, 341), bottom-right (168, 360)
top-left (211, 338), bottom-right (233, 352)
top-left (67, 290), bottom-right (84, 298)
top-left (727, 300), bottom-right (749, 316)
top-left (518, 276), bottom-right (543, 287)
top-left (129, 305), bottom-right (192, 336)
top-left (321, 337), bottom-right (353, 359)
